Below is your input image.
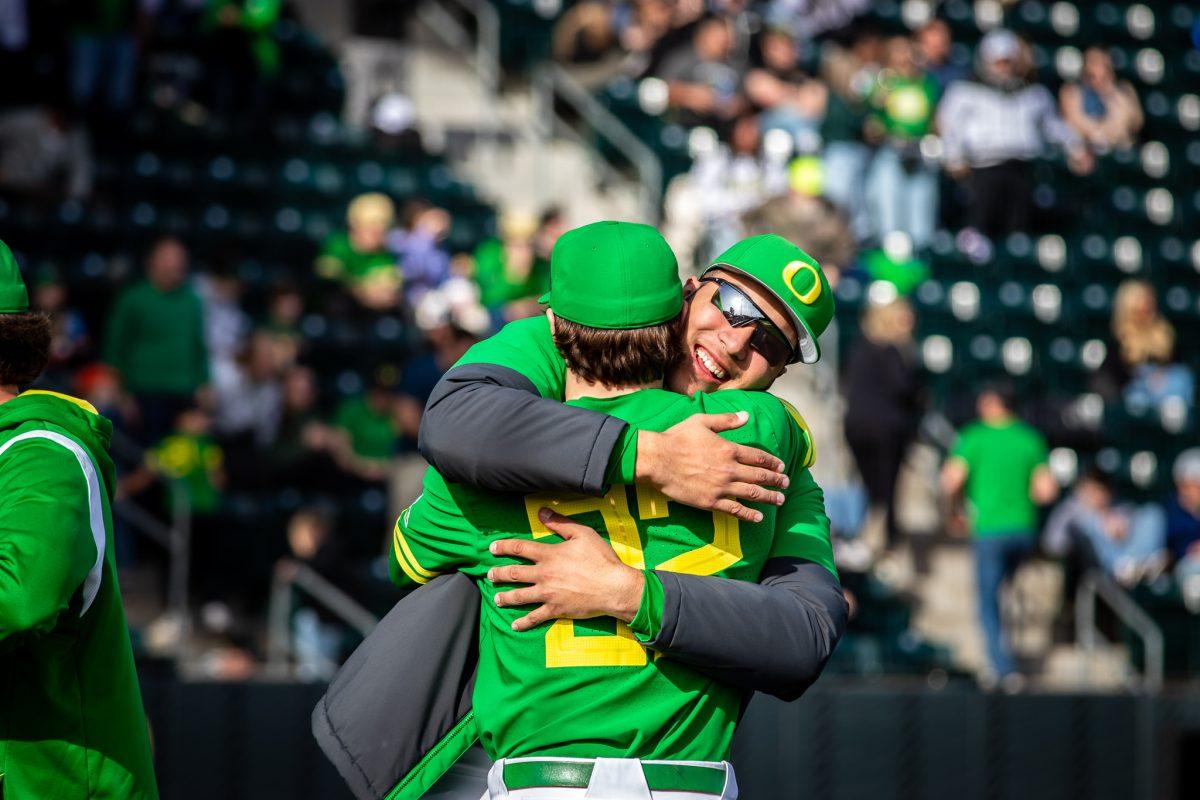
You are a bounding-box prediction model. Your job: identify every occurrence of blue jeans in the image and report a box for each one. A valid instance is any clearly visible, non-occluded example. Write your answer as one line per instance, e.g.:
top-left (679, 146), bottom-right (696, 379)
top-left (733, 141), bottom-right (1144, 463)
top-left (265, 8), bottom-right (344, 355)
top-left (71, 34), bottom-right (137, 113)
top-left (973, 533), bottom-right (1033, 676)
top-left (823, 141), bottom-right (872, 241)
top-left (759, 107), bottom-right (821, 147)
top-left (1083, 505), bottom-right (1166, 576)
top-left (1123, 364), bottom-right (1194, 415)
top-left (866, 145), bottom-right (938, 249)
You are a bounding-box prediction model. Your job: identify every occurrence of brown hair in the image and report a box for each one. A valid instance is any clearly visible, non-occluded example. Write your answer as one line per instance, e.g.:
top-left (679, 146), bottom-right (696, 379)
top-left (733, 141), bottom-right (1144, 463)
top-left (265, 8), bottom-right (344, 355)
top-left (0, 312), bottom-right (51, 387)
top-left (552, 312), bottom-right (684, 389)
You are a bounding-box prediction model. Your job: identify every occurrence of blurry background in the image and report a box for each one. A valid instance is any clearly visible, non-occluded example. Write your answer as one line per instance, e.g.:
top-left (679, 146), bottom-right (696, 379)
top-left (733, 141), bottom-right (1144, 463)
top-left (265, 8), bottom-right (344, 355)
top-left (1, 0), bottom-right (1199, 797)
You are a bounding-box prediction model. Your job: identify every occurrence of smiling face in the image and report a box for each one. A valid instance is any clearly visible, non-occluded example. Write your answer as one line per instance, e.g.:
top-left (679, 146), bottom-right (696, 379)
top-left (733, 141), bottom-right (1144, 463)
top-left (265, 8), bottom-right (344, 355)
top-left (667, 270), bottom-right (799, 396)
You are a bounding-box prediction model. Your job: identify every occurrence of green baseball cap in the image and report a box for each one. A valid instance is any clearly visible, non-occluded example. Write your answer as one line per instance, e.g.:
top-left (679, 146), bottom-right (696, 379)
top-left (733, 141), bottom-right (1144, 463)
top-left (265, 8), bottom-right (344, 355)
top-left (540, 220), bottom-right (682, 329)
top-left (704, 234), bottom-right (835, 364)
top-left (0, 240), bottom-right (29, 314)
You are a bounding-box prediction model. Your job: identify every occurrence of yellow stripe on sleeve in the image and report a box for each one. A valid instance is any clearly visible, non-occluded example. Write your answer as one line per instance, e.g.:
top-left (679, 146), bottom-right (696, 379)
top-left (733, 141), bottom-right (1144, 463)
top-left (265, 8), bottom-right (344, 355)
top-left (777, 398), bottom-right (817, 469)
top-left (392, 521), bottom-right (437, 584)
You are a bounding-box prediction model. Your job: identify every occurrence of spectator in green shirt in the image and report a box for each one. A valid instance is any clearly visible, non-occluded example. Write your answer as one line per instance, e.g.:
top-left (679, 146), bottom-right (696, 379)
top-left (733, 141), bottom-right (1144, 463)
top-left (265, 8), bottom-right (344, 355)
top-left (331, 377), bottom-right (400, 482)
top-left (143, 406), bottom-right (236, 605)
top-left (865, 35), bottom-right (940, 249)
top-left (316, 193), bottom-right (401, 311)
top-left (472, 210), bottom-right (550, 326)
top-left (104, 237), bottom-right (209, 443)
top-left (146, 406), bottom-right (225, 516)
top-left (941, 384), bottom-right (1059, 682)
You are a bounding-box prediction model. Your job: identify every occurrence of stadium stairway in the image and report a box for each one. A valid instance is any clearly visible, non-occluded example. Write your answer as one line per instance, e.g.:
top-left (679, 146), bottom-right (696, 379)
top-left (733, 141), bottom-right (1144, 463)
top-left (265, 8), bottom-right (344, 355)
top-left (903, 538), bottom-right (1135, 689)
top-left (403, 26), bottom-right (643, 226)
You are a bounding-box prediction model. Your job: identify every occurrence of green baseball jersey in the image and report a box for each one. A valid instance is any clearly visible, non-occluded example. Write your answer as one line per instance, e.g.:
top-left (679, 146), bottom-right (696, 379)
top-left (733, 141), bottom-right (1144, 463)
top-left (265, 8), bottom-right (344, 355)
top-left (391, 386), bottom-right (829, 763)
top-left (0, 391), bottom-right (158, 799)
top-left (950, 418), bottom-right (1049, 537)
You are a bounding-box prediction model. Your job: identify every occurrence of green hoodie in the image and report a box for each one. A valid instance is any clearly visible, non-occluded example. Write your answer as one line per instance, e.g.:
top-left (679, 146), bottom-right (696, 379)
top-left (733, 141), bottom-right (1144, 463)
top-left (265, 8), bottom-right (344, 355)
top-left (0, 391), bottom-right (158, 799)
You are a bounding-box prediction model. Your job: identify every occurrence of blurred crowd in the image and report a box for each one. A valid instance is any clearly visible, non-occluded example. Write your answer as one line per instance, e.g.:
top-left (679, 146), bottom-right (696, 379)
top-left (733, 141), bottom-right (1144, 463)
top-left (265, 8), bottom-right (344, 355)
top-left (837, 285), bottom-right (1195, 686)
top-left (0, 0), bottom-right (578, 677)
top-left (3, 0), bottom-right (1198, 686)
top-left (552, 2), bottom-right (1147, 275)
top-left (25, 189), bottom-right (570, 674)
top-left (545, 0), bottom-right (1197, 685)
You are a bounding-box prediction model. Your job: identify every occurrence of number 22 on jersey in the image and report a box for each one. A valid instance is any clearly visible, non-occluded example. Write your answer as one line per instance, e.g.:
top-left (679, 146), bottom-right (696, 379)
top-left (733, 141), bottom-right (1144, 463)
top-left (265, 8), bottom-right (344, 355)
top-left (522, 485), bottom-right (741, 668)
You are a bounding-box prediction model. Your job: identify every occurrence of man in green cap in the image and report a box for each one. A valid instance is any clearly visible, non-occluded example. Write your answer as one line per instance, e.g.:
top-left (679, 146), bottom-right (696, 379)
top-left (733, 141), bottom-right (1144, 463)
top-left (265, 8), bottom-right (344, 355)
top-left (416, 231), bottom-right (840, 659)
top-left (391, 221), bottom-right (828, 797)
top-left (0, 241), bottom-right (158, 799)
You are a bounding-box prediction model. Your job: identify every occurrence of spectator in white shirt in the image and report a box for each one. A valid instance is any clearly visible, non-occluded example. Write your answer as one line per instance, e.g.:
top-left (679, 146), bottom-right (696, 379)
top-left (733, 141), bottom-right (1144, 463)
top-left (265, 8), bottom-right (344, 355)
top-left (937, 29), bottom-right (1092, 240)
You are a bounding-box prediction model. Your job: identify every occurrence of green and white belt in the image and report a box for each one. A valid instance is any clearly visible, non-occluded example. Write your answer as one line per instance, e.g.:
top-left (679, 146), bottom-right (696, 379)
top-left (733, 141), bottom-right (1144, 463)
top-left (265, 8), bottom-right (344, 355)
top-left (502, 760), bottom-right (728, 795)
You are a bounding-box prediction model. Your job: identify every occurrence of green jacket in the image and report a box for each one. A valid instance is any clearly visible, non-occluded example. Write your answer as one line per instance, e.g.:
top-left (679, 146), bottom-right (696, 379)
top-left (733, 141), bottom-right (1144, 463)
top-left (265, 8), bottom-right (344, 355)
top-left (103, 280), bottom-right (209, 395)
top-left (0, 391), bottom-right (158, 799)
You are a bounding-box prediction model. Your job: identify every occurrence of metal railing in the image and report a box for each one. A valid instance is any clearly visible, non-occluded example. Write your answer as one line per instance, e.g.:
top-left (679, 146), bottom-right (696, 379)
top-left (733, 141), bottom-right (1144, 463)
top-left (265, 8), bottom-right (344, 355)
top-left (417, 0), bottom-right (664, 223)
top-left (110, 429), bottom-right (192, 648)
top-left (416, 0), bottom-right (502, 177)
top-left (417, 0), bottom-right (500, 103)
top-left (534, 63), bottom-right (664, 224)
top-left (265, 561), bottom-right (379, 678)
top-left (1075, 569), bottom-right (1164, 693)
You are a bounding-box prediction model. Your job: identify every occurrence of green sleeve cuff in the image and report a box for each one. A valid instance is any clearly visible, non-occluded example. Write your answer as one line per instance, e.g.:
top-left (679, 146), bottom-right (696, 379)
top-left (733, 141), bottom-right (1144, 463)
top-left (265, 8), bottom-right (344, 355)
top-left (629, 569), bottom-right (664, 643)
top-left (604, 427), bottom-right (639, 486)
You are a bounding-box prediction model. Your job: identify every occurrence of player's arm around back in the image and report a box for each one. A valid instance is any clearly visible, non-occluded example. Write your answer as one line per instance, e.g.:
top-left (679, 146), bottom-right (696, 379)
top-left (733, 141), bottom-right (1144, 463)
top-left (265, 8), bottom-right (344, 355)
top-left (0, 440), bottom-right (96, 642)
top-left (419, 316), bottom-right (789, 520)
top-left (645, 395), bottom-right (847, 701)
top-left (418, 316), bottom-right (627, 495)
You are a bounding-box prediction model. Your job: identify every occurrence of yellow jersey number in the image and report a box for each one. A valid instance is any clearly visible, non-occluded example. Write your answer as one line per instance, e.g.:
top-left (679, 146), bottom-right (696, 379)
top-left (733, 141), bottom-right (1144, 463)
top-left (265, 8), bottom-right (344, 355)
top-left (522, 486), bottom-right (741, 668)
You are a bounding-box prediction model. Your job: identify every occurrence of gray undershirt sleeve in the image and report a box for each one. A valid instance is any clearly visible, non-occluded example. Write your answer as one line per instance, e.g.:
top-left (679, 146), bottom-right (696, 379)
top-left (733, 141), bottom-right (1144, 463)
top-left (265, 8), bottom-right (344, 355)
top-left (418, 362), bottom-right (626, 495)
top-left (648, 558), bottom-right (849, 701)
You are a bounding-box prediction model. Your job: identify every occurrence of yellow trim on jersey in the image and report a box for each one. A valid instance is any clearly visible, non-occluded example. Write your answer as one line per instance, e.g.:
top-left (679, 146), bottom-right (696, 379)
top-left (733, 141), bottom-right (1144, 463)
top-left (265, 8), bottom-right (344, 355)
top-left (635, 486), bottom-right (671, 521)
top-left (545, 618), bottom-right (647, 668)
top-left (655, 512), bottom-right (742, 575)
top-left (392, 521), bottom-right (437, 585)
top-left (777, 398), bottom-right (817, 469)
top-left (525, 487), bottom-right (645, 570)
top-left (20, 389), bottom-right (99, 416)
top-left (637, 486), bottom-right (743, 575)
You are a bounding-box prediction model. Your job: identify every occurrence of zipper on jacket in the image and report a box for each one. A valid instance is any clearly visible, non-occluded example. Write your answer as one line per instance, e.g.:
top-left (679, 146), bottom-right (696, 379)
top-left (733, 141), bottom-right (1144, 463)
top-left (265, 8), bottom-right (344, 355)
top-left (385, 710), bottom-right (477, 800)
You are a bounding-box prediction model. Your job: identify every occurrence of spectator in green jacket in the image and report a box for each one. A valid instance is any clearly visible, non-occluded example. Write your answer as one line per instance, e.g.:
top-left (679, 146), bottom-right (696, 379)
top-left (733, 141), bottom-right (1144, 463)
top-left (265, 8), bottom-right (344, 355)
top-left (104, 236), bottom-right (209, 443)
top-left (941, 383), bottom-right (1059, 685)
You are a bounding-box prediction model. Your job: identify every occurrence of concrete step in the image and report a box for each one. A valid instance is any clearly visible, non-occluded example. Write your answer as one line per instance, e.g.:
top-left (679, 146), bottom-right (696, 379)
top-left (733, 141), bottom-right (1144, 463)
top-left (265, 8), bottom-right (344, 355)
top-left (909, 544), bottom-right (1075, 678)
top-left (911, 543), bottom-right (989, 674)
top-left (1037, 643), bottom-right (1137, 691)
top-left (404, 42), bottom-right (642, 226)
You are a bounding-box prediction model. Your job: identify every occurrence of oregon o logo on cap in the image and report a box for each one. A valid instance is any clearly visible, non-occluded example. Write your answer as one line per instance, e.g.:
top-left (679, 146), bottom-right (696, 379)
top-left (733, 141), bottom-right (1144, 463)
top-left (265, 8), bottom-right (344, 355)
top-left (783, 260), bottom-right (822, 305)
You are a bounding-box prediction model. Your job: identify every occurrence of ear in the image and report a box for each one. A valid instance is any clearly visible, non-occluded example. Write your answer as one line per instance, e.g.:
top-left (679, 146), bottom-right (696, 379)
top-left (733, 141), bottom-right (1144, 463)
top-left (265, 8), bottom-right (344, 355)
top-left (683, 276), bottom-right (702, 301)
top-left (545, 308), bottom-right (556, 334)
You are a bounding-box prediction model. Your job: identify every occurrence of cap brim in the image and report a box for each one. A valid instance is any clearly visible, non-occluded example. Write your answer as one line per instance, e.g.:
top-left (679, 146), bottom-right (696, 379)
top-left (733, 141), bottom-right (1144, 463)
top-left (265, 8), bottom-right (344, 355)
top-left (793, 316), bottom-right (821, 364)
top-left (538, 291), bottom-right (550, 304)
top-left (703, 263), bottom-right (819, 364)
